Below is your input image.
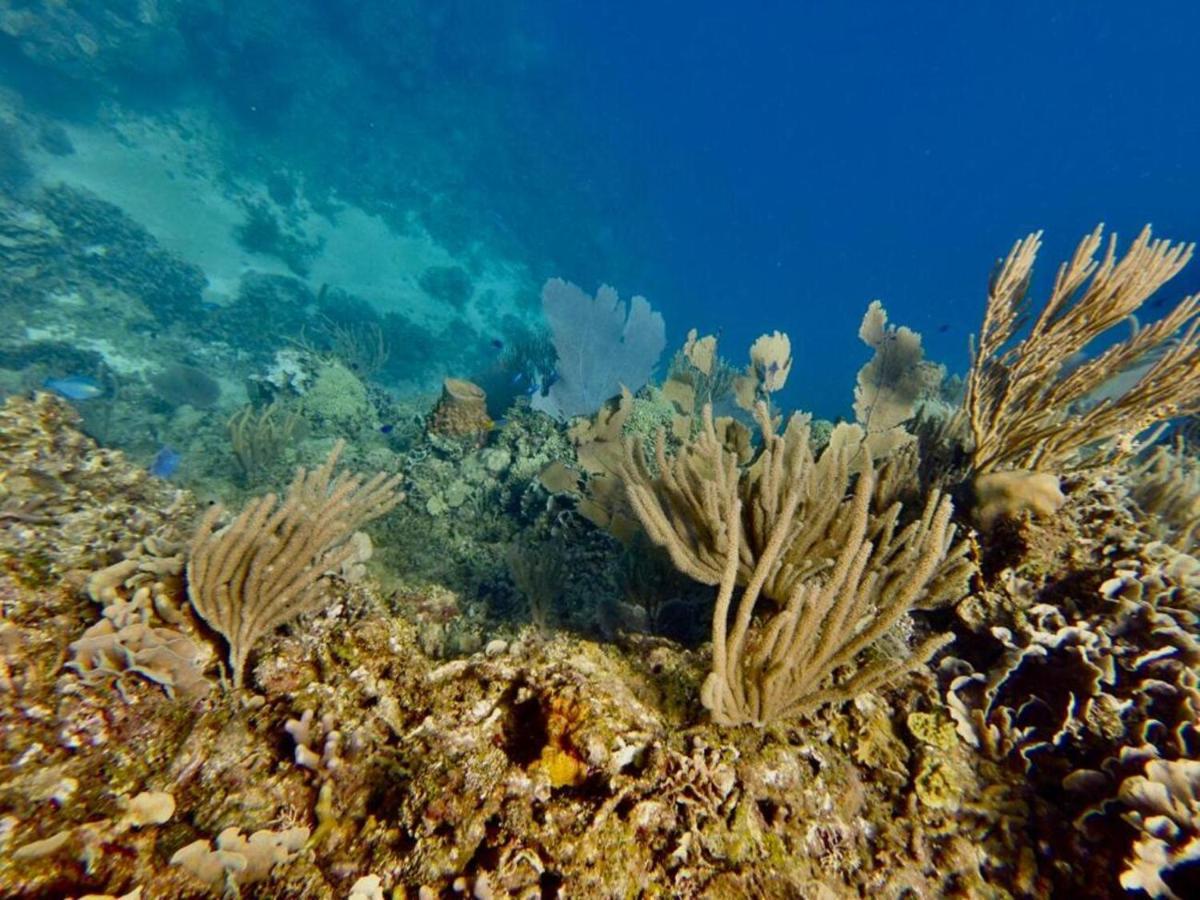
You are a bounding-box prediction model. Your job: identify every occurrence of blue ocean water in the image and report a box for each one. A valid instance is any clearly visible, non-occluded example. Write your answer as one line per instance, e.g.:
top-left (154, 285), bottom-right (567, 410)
top-left (546, 3), bottom-right (1200, 416)
top-left (3, 3), bottom-right (1197, 420)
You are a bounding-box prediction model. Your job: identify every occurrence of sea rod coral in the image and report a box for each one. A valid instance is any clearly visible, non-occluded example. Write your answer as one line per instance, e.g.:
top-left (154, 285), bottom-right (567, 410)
top-left (186, 440), bottom-right (403, 688)
top-left (622, 401), bottom-right (970, 726)
top-left (964, 225), bottom-right (1200, 499)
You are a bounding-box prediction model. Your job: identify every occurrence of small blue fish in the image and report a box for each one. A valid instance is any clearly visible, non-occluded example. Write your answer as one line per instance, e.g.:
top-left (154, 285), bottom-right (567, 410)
top-left (511, 371), bottom-right (526, 386)
top-left (149, 446), bottom-right (181, 478)
top-left (380, 424), bottom-right (394, 434)
top-left (490, 338), bottom-right (505, 351)
top-left (44, 375), bottom-right (103, 400)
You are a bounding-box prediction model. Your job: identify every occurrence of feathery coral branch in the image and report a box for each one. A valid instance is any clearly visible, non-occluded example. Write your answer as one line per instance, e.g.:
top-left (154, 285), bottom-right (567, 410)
top-left (623, 402), bottom-right (970, 726)
top-left (966, 224), bottom-right (1199, 475)
top-left (186, 440), bottom-right (403, 688)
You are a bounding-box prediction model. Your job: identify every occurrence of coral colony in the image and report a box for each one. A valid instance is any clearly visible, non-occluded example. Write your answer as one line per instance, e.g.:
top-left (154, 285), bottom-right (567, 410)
top-left (3, 220), bottom-right (1200, 897)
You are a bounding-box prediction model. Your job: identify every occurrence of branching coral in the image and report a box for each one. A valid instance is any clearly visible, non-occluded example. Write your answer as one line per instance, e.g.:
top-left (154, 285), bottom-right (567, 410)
top-left (622, 402), bottom-right (970, 725)
top-left (701, 467), bottom-right (964, 726)
top-left (186, 441), bottom-right (403, 688)
top-left (965, 225), bottom-right (1199, 479)
top-left (227, 400), bottom-right (303, 483)
top-left (1130, 442), bottom-right (1200, 552)
top-left (622, 403), bottom-right (967, 602)
top-left (622, 403), bottom-right (845, 597)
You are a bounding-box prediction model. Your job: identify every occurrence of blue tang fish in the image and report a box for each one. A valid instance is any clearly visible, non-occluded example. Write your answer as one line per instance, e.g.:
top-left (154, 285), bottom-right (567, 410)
top-left (149, 446), bottom-right (182, 478)
top-left (44, 375), bottom-right (103, 400)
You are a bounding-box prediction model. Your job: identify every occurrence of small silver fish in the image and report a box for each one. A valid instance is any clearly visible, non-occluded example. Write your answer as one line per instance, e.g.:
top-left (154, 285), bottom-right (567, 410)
top-left (44, 375), bottom-right (103, 400)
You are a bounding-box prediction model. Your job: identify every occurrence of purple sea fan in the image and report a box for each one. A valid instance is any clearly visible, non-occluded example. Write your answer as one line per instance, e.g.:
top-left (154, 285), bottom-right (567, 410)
top-left (531, 278), bottom-right (666, 419)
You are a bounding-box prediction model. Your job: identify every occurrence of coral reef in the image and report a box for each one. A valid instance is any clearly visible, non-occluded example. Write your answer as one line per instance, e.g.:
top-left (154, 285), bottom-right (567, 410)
top-left (0, 393), bottom-right (188, 580)
top-left (5, 204), bottom-right (1200, 899)
top-left (2, 323), bottom-right (1200, 898)
top-left (37, 185), bottom-right (209, 324)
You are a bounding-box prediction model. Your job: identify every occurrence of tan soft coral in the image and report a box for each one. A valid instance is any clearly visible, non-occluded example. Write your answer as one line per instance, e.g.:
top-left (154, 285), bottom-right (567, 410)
top-left (962, 225), bottom-right (1200, 523)
top-left (623, 401), bottom-right (970, 726)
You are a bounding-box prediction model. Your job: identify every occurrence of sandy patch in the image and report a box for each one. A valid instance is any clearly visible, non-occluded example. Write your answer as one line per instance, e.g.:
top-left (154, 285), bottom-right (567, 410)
top-left (30, 110), bottom-right (532, 332)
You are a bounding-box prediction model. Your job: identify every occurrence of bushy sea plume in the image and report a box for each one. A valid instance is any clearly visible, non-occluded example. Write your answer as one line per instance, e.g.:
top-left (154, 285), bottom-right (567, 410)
top-left (622, 402), bottom-right (970, 726)
top-left (186, 440), bottom-right (402, 688)
top-left (965, 225), bottom-right (1199, 478)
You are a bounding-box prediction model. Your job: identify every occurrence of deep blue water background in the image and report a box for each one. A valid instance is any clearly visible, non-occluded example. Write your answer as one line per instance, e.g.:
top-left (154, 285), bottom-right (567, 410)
top-left (5, 2), bottom-right (1198, 421)
top-left (542, 3), bottom-right (1200, 417)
